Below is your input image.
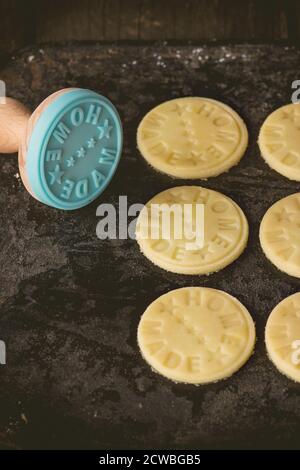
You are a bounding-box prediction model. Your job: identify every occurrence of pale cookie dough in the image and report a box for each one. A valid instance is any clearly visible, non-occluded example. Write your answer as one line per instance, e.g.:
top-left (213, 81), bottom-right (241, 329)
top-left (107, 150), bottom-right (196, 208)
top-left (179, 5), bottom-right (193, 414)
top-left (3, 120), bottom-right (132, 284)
top-left (266, 293), bottom-right (300, 382)
top-left (259, 193), bottom-right (300, 278)
top-left (135, 186), bottom-right (248, 275)
top-left (258, 103), bottom-right (300, 181)
top-left (138, 287), bottom-right (256, 384)
top-left (137, 97), bottom-right (248, 178)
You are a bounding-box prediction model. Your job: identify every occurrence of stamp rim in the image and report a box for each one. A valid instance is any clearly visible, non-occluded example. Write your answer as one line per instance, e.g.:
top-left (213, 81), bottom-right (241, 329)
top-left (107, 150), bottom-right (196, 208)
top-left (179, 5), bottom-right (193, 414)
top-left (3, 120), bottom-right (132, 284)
top-left (26, 89), bottom-right (123, 210)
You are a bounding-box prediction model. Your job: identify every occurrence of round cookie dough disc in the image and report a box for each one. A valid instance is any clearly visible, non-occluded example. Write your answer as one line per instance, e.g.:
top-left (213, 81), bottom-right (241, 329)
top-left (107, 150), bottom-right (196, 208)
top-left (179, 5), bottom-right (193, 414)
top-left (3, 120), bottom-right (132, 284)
top-left (138, 287), bottom-right (256, 384)
top-left (259, 193), bottom-right (300, 278)
top-left (258, 103), bottom-right (300, 181)
top-left (137, 97), bottom-right (248, 178)
top-left (135, 186), bottom-right (248, 275)
top-left (266, 293), bottom-right (300, 382)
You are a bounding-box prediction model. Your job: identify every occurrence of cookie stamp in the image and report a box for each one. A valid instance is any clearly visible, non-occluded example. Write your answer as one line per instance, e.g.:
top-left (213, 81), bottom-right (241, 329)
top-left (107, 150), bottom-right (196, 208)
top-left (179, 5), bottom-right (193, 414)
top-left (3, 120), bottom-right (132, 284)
top-left (137, 97), bottom-right (248, 178)
top-left (259, 193), bottom-right (300, 278)
top-left (135, 186), bottom-right (248, 275)
top-left (258, 103), bottom-right (300, 181)
top-left (0, 88), bottom-right (123, 209)
top-left (266, 293), bottom-right (300, 382)
top-left (138, 287), bottom-right (255, 384)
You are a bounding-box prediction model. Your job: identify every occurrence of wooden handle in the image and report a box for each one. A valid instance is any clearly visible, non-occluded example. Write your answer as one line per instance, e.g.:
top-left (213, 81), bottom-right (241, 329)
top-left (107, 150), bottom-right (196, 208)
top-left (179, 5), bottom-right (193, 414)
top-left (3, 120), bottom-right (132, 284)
top-left (0, 98), bottom-right (30, 153)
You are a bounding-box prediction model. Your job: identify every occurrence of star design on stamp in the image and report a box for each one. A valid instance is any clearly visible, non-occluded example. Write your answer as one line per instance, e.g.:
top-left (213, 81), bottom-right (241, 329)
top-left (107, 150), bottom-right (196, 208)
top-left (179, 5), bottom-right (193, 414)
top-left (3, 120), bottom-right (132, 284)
top-left (275, 207), bottom-right (293, 223)
top-left (48, 164), bottom-right (64, 185)
top-left (87, 137), bottom-right (96, 149)
top-left (66, 157), bottom-right (75, 168)
top-left (77, 147), bottom-right (86, 158)
top-left (97, 119), bottom-right (113, 140)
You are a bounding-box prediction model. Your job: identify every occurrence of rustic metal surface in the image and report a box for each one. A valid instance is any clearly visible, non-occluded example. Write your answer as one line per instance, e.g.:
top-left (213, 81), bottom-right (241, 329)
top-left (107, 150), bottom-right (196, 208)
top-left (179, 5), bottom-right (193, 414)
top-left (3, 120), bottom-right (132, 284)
top-left (0, 43), bottom-right (300, 449)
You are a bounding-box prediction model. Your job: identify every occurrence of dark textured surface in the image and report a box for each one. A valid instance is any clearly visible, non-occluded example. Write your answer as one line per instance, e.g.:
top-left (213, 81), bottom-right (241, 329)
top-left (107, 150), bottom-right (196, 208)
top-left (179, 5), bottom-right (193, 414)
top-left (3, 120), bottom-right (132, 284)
top-left (0, 43), bottom-right (300, 449)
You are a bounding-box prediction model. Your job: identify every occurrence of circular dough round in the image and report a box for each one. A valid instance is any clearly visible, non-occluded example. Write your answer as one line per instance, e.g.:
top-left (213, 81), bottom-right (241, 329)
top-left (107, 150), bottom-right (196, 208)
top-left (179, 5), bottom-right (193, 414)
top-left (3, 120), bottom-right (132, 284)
top-left (258, 103), bottom-right (300, 181)
top-left (138, 287), bottom-right (256, 384)
top-left (137, 97), bottom-right (248, 178)
top-left (259, 193), bottom-right (300, 278)
top-left (135, 186), bottom-right (248, 275)
top-left (266, 292), bottom-right (300, 382)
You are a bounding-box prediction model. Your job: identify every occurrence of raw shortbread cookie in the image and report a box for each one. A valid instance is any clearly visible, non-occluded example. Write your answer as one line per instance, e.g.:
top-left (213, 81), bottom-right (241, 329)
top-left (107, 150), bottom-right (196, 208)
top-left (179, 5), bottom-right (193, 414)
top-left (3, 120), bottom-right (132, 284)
top-left (258, 103), bottom-right (300, 181)
top-left (135, 186), bottom-right (248, 275)
top-left (137, 97), bottom-right (248, 178)
top-left (266, 293), bottom-right (300, 382)
top-left (138, 287), bottom-right (256, 384)
top-left (259, 193), bottom-right (300, 278)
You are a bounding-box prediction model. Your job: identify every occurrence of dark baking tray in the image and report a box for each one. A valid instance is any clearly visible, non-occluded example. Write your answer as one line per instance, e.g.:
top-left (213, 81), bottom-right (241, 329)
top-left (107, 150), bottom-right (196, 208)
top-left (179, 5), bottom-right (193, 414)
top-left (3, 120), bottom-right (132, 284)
top-left (0, 42), bottom-right (300, 450)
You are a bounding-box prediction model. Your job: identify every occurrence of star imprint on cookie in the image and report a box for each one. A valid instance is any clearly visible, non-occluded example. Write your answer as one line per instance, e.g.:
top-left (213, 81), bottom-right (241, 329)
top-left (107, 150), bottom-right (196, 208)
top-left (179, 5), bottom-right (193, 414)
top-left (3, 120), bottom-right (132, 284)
top-left (275, 208), bottom-right (293, 223)
top-left (281, 109), bottom-right (300, 125)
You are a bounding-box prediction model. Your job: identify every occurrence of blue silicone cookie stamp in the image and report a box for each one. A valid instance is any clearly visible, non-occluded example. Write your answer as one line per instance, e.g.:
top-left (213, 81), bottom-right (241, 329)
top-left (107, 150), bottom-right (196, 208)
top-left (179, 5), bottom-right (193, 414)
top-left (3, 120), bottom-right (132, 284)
top-left (26, 89), bottom-right (123, 210)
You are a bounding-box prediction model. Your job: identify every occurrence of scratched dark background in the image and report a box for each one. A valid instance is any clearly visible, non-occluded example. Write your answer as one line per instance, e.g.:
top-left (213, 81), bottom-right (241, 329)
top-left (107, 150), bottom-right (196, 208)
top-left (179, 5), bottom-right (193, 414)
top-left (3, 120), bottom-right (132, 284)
top-left (1, 0), bottom-right (300, 451)
top-left (1, 0), bottom-right (300, 68)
